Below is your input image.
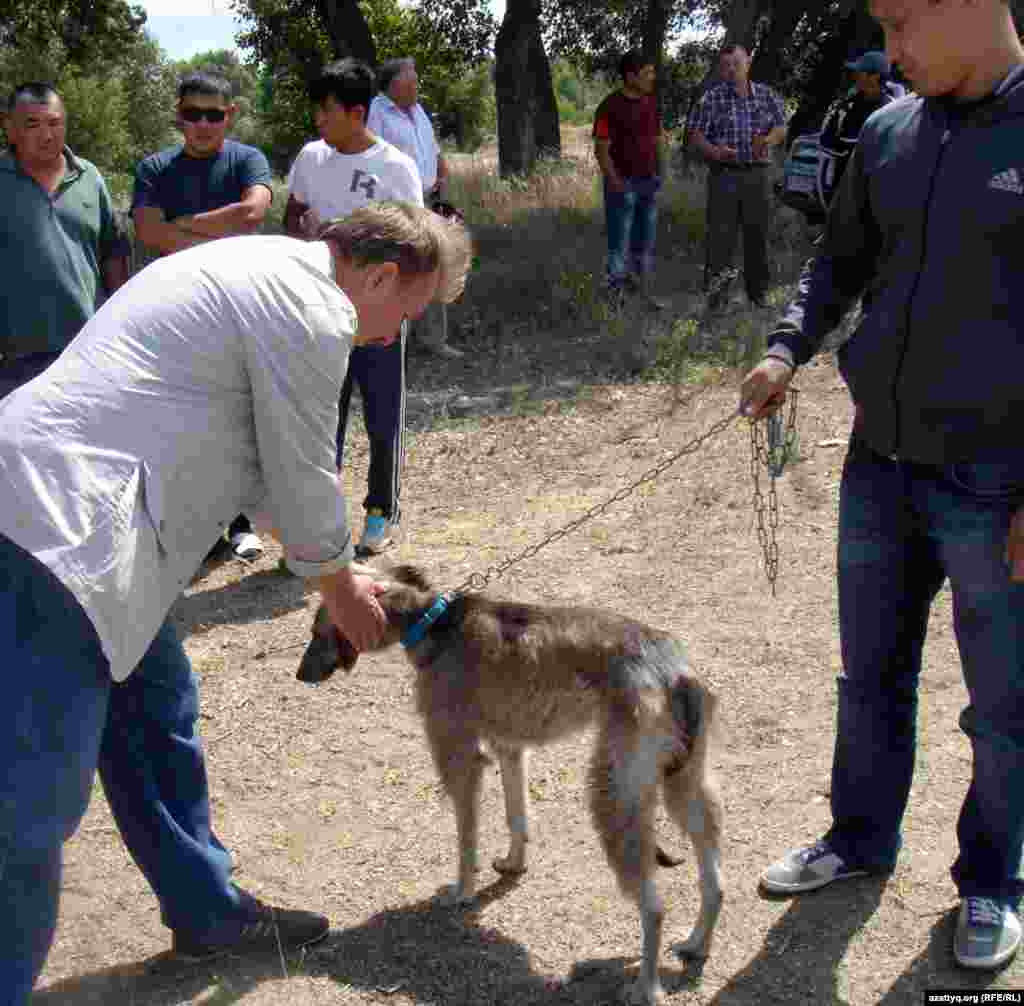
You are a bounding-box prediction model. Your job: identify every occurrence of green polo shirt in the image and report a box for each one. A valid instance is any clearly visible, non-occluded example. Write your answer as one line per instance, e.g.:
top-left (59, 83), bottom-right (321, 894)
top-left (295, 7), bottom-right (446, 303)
top-left (0, 147), bottom-right (128, 357)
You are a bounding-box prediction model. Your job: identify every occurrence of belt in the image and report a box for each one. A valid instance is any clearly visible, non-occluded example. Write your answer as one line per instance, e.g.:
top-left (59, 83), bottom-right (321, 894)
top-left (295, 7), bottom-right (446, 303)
top-left (716, 161), bottom-right (770, 171)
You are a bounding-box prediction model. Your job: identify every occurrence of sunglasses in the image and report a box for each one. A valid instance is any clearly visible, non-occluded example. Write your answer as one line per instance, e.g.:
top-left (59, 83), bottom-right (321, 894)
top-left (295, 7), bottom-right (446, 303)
top-left (180, 107), bottom-right (227, 124)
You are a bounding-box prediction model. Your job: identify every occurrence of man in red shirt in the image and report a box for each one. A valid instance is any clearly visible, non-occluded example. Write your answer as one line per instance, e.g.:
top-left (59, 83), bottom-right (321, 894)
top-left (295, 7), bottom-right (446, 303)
top-left (592, 50), bottom-right (666, 311)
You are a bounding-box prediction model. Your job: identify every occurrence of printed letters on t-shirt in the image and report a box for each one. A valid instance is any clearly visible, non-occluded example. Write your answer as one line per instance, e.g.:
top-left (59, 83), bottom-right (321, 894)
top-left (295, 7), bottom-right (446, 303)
top-left (350, 169), bottom-right (379, 200)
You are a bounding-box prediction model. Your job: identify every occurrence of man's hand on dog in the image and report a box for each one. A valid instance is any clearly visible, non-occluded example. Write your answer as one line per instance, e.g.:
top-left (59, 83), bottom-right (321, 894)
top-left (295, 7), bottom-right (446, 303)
top-left (739, 356), bottom-right (794, 420)
top-left (317, 565), bottom-right (388, 652)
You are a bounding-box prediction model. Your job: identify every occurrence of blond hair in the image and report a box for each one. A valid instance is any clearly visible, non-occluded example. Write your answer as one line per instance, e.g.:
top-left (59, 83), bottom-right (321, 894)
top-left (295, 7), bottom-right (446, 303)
top-left (319, 201), bottom-right (473, 304)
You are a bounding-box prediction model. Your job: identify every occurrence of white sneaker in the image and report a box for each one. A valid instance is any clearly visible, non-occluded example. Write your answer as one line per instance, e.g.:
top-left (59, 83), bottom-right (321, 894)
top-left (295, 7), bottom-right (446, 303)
top-left (954, 897), bottom-right (1022, 970)
top-left (358, 509), bottom-right (394, 554)
top-left (759, 839), bottom-right (872, 894)
top-left (229, 531), bottom-right (264, 561)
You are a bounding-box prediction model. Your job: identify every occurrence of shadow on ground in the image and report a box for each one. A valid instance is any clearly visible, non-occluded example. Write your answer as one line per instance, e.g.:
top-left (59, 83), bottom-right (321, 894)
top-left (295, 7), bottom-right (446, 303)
top-left (41, 875), bottom-right (1004, 1006)
top-left (171, 564), bottom-right (313, 637)
top-left (35, 876), bottom-right (687, 1006)
top-left (700, 879), bottom-right (888, 1004)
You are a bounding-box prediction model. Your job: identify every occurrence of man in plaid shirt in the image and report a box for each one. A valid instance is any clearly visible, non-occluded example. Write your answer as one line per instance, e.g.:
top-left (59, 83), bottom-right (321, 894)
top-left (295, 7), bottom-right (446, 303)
top-left (688, 44), bottom-right (787, 308)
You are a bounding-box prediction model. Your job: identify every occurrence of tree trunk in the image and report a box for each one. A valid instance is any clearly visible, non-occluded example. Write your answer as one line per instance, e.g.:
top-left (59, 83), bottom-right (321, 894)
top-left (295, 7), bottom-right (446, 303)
top-left (494, 0), bottom-right (560, 176)
top-left (643, 0), bottom-right (672, 118)
top-left (749, 0), bottom-right (811, 88)
top-left (316, 0), bottom-right (376, 65)
top-left (721, 0), bottom-right (767, 50)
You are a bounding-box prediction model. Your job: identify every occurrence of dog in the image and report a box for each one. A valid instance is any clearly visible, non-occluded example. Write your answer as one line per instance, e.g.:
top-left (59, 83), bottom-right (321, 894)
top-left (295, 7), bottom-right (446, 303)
top-left (298, 564), bottom-right (723, 1005)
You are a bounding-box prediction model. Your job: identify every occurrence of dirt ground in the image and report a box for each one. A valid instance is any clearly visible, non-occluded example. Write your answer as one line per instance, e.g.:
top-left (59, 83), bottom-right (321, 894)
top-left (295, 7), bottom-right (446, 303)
top-left (36, 255), bottom-right (1024, 1005)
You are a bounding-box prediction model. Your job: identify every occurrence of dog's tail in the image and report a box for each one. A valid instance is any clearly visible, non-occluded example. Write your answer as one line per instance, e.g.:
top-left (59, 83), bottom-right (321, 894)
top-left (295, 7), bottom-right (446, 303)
top-left (654, 659), bottom-right (717, 869)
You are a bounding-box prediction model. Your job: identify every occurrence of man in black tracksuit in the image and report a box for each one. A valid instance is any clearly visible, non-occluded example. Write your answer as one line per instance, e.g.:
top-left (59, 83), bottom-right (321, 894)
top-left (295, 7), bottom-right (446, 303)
top-left (741, 0), bottom-right (1024, 972)
top-left (818, 51), bottom-right (902, 202)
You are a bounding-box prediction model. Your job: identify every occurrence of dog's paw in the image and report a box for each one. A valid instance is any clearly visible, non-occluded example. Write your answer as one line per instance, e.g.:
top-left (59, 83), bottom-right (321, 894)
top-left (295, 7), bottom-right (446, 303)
top-left (622, 977), bottom-right (665, 1005)
top-left (437, 884), bottom-right (475, 907)
top-left (492, 854), bottom-right (527, 876)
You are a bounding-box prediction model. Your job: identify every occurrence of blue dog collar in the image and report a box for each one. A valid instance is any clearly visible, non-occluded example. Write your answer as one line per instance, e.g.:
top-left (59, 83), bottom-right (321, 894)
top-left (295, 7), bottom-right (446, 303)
top-left (401, 592), bottom-right (457, 649)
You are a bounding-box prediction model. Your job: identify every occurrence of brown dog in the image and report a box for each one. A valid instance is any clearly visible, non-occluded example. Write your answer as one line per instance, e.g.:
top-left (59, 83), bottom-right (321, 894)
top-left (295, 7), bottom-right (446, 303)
top-left (298, 564), bottom-right (723, 1005)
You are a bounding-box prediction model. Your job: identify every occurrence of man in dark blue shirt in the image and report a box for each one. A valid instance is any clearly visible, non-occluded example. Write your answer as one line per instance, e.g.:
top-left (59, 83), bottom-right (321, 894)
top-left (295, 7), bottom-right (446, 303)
top-left (133, 68), bottom-right (273, 562)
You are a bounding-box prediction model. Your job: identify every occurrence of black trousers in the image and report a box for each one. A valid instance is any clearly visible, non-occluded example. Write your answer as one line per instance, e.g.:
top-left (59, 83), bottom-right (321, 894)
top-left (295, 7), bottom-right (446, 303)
top-left (704, 164), bottom-right (774, 301)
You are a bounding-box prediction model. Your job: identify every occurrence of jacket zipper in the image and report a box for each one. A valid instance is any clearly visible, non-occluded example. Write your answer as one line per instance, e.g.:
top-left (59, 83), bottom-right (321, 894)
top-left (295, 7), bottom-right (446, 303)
top-left (889, 120), bottom-right (951, 458)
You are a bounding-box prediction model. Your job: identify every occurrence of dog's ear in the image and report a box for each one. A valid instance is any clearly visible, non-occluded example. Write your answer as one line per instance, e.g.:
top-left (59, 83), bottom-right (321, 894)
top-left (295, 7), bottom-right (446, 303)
top-left (387, 564), bottom-right (434, 592)
top-left (296, 604), bottom-right (359, 683)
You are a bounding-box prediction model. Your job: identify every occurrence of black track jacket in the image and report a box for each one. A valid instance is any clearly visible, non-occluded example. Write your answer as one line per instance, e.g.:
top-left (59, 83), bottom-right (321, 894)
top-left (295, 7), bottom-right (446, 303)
top-left (772, 65), bottom-right (1024, 464)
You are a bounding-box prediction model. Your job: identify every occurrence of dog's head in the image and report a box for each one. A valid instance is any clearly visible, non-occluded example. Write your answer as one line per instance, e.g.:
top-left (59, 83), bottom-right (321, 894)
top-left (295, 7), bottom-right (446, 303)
top-left (295, 562), bottom-right (446, 684)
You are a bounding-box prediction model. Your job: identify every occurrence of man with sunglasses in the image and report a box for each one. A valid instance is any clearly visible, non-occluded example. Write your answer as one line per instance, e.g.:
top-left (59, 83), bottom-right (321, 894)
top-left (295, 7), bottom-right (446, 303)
top-left (133, 69), bottom-right (273, 563)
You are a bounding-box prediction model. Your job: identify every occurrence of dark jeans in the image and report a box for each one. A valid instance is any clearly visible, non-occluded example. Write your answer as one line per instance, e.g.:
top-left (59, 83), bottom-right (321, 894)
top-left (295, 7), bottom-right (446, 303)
top-left (0, 351), bottom-right (61, 399)
top-left (603, 177), bottom-right (660, 290)
top-left (827, 437), bottom-right (1024, 907)
top-left (0, 536), bottom-right (242, 1004)
top-left (704, 164), bottom-right (773, 302)
top-left (337, 329), bottom-right (406, 524)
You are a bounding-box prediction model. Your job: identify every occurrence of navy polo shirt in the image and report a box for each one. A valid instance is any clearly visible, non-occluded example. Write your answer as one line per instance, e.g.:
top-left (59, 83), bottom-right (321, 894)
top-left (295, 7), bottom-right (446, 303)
top-left (131, 139), bottom-right (272, 222)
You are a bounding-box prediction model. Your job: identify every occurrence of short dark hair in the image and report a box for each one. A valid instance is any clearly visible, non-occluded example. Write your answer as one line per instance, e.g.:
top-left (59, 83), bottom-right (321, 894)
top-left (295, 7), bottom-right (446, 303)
top-left (378, 57), bottom-right (415, 94)
top-left (7, 82), bottom-right (60, 113)
top-left (309, 58), bottom-right (376, 110)
top-left (619, 50), bottom-right (650, 82)
top-left (178, 69), bottom-right (233, 103)
top-left (720, 43), bottom-right (749, 58)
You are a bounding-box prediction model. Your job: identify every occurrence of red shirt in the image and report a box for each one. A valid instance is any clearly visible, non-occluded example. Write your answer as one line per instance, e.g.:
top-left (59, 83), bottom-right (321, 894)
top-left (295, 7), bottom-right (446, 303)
top-left (592, 92), bottom-right (661, 179)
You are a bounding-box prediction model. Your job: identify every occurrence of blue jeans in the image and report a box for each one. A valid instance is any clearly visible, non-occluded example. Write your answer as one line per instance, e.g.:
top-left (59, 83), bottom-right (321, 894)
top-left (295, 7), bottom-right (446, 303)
top-left (0, 535), bottom-right (243, 1004)
top-left (603, 177), bottom-right (660, 290)
top-left (828, 437), bottom-right (1024, 907)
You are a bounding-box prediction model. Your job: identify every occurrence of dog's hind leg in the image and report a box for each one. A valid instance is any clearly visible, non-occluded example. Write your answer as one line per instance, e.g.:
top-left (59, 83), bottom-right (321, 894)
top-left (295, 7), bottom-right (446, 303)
top-left (589, 727), bottom-right (666, 1006)
top-left (493, 744), bottom-right (530, 877)
top-left (425, 723), bottom-right (486, 905)
top-left (662, 763), bottom-right (723, 961)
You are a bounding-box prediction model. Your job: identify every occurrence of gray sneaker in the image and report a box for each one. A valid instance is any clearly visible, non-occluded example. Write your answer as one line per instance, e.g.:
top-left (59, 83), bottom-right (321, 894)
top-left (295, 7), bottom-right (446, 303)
top-left (953, 897), bottom-right (1022, 970)
top-left (760, 839), bottom-right (871, 894)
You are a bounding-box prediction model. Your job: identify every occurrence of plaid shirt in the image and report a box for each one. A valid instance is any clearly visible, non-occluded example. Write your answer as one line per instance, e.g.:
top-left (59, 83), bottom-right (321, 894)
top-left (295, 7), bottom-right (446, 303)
top-left (689, 81), bottom-right (786, 164)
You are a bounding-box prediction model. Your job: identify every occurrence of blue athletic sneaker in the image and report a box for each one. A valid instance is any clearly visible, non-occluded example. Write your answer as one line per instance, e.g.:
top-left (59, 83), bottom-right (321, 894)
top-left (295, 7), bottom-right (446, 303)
top-left (359, 508), bottom-right (394, 554)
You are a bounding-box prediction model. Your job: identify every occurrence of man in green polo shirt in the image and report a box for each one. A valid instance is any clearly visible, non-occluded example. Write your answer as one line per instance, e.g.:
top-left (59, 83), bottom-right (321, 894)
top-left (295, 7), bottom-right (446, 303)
top-left (0, 82), bottom-right (130, 398)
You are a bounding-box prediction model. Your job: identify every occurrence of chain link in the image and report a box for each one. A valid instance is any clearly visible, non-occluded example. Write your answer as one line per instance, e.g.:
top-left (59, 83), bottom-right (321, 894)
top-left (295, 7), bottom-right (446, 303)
top-left (749, 388), bottom-right (799, 596)
top-left (453, 408), bottom-right (742, 595)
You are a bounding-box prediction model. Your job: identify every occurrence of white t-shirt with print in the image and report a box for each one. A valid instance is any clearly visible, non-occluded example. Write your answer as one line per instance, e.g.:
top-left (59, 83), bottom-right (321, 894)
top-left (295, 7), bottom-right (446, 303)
top-left (287, 139), bottom-right (424, 222)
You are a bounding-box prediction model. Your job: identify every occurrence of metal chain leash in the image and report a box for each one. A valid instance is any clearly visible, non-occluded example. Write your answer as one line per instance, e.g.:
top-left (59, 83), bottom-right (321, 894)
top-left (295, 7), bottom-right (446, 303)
top-left (749, 388), bottom-right (800, 596)
top-left (454, 407), bottom-right (742, 595)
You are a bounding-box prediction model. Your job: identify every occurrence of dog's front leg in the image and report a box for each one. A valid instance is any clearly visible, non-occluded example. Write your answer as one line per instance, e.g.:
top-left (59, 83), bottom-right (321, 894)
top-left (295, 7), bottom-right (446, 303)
top-left (493, 745), bottom-right (529, 876)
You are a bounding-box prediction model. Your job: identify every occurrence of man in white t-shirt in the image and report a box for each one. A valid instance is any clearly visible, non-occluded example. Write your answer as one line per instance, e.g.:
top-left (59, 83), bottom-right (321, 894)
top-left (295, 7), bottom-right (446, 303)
top-left (367, 58), bottom-right (462, 360)
top-left (285, 59), bottom-right (421, 555)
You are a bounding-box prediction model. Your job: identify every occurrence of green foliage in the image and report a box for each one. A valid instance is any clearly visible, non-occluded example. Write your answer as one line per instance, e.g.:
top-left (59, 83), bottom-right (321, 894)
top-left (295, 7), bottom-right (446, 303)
top-left (0, 0), bottom-right (146, 72)
top-left (427, 63), bottom-right (495, 152)
top-left (59, 69), bottom-right (134, 174)
top-left (551, 60), bottom-right (605, 127)
top-left (233, 0), bottom-right (497, 167)
top-left (0, 12), bottom-right (177, 189)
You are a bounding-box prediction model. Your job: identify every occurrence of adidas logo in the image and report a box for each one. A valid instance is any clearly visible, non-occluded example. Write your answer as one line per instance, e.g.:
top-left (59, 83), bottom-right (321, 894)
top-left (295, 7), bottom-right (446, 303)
top-left (988, 167), bottom-right (1024, 195)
